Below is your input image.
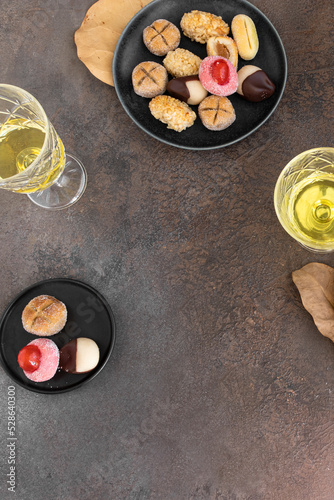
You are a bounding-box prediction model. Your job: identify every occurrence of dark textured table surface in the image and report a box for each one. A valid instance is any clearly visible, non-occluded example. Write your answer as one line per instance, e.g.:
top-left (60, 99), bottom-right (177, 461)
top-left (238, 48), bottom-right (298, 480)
top-left (0, 1), bottom-right (333, 499)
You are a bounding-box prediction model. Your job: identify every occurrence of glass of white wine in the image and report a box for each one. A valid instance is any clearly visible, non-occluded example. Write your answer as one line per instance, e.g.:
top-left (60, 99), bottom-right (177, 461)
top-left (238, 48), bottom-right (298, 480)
top-left (274, 147), bottom-right (334, 253)
top-left (0, 84), bottom-right (87, 209)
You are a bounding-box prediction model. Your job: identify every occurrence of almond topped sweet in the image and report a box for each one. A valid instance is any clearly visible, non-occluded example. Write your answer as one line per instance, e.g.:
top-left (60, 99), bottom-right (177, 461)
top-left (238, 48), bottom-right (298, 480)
top-left (149, 95), bottom-right (197, 132)
top-left (180, 10), bottom-right (229, 44)
top-left (143, 19), bottom-right (180, 56)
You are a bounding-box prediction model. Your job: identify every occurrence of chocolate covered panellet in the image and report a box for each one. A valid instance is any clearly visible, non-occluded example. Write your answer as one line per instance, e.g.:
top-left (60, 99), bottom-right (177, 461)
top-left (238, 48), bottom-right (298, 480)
top-left (237, 65), bottom-right (275, 102)
top-left (166, 76), bottom-right (208, 105)
top-left (59, 338), bottom-right (100, 374)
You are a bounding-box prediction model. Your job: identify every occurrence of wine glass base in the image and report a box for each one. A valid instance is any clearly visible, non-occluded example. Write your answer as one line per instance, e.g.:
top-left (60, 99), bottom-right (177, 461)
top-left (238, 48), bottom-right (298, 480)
top-left (27, 154), bottom-right (87, 210)
top-left (297, 241), bottom-right (334, 254)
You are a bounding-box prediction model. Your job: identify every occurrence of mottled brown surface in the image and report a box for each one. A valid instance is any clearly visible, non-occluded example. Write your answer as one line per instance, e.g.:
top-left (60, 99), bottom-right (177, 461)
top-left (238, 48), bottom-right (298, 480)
top-left (0, 1), bottom-right (333, 499)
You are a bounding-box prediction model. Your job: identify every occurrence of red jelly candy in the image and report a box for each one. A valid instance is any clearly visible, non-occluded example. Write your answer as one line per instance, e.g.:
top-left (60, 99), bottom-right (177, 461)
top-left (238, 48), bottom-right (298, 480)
top-left (211, 59), bottom-right (229, 85)
top-left (18, 344), bottom-right (41, 373)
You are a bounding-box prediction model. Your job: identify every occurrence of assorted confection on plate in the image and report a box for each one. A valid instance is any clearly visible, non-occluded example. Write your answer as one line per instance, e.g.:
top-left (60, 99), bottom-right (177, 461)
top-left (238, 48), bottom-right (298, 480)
top-left (132, 10), bottom-right (275, 132)
top-left (17, 295), bottom-right (100, 383)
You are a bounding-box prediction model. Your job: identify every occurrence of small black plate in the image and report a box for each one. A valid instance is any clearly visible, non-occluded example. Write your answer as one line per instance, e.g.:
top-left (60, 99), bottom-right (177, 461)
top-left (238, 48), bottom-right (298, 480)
top-left (0, 279), bottom-right (116, 394)
top-left (113, 0), bottom-right (287, 150)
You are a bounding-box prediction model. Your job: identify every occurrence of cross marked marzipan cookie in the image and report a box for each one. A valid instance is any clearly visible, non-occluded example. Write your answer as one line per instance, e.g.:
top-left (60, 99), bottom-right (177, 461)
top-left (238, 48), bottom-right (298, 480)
top-left (143, 19), bottom-right (180, 56)
top-left (198, 95), bottom-right (236, 131)
top-left (132, 61), bottom-right (168, 98)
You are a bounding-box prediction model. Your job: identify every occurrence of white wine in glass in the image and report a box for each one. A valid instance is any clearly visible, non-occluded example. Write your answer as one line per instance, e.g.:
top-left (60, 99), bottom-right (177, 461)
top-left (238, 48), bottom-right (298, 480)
top-left (0, 84), bottom-right (87, 209)
top-left (274, 147), bottom-right (334, 253)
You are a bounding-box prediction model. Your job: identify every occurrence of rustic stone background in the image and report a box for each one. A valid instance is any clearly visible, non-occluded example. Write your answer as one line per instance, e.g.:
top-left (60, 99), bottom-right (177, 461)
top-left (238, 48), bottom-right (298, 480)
top-left (0, 0), bottom-right (333, 499)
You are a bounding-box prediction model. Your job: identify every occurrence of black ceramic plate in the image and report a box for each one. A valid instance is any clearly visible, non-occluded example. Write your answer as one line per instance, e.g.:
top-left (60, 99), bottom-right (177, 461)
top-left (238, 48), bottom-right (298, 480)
top-left (113, 0), bottom-right (287, 150)
top-left (0, 279), bottom-right (116, 394)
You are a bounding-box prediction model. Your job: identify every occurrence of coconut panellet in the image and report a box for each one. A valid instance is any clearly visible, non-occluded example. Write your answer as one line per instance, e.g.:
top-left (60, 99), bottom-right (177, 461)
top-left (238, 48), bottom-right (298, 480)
top-left (18, 339), bottom-right (60, 382)
top-left (199, 56), bottom-right (238, 97)
top-left (163, 48), bottom-right (202, 78)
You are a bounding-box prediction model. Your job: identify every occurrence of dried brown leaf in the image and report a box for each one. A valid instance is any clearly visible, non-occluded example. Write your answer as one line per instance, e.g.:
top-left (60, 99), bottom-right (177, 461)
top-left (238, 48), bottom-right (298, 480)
top-left (74, 0), bottom-right (153, 86)
top-left (292, 262), bottom-right (334, 342)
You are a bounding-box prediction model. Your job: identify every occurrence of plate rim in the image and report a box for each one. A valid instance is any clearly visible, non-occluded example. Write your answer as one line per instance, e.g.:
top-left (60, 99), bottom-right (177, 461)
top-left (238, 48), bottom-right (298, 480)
top-left (0, 278), bottom-right (116, 394)
top-left (113, 0), bottom-right (288, 150)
